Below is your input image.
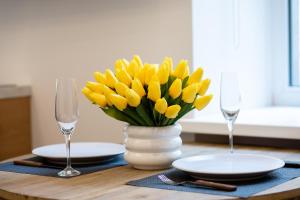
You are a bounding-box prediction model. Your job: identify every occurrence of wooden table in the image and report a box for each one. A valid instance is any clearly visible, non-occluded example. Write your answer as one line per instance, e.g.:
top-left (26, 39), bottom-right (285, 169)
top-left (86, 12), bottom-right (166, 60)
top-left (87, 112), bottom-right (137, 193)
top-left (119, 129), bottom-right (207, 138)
top-left (0, 142), bottom-right (300, 200)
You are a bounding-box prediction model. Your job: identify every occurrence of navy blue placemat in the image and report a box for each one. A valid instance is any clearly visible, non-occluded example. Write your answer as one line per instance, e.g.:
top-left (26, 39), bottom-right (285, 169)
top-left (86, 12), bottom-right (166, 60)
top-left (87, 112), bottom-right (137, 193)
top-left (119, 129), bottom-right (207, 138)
top-left (0, 155), bottom-right (127, 178)
top-left (127, 167), bottom-right (300, 198)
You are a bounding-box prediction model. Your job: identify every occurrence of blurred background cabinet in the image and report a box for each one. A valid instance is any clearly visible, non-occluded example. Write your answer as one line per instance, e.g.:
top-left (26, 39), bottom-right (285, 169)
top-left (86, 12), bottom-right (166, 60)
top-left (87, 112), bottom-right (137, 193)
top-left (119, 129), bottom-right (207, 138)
top-left (0, 85), bottom-right (31, 161)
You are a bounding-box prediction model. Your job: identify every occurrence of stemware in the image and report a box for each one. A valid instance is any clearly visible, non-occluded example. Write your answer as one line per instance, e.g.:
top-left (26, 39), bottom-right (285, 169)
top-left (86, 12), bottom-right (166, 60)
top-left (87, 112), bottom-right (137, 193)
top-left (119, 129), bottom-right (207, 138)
top-left (220, 72), bottom-right (241, 153)
top-left (55, 78), bottom-right (80, 177)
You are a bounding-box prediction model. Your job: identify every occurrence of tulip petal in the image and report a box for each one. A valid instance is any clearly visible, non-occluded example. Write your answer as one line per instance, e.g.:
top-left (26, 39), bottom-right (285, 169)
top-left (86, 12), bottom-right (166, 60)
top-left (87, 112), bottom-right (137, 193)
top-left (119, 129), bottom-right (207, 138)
top-left (169, 78), bottom-right (182, 99)
top-left (82, 87), bottom-right (93, 102)
top-left (165, 105), bottom-right (181, 119)
top-left (105, 69), bottom-right (118, 88)
top-left (90, 93), bottom-right (107, 108)
top-left (115, 82), bottom-right (130, 97)
top-left (198, 79), bottom-right (211, 96)
top-left (147, 81), bottom-right (161, 102)
top-left (109, 94), bottom-right (127, 111)
top-left (194, 94), bottom-right (213, 111)
top-left (132, 78), bottom-right (146, 97)
top-left (182, 83), bottom-right (198, 103)
top-left (94, 72), bottom-right (106, 84)
top-left (125, 89), bottom-right (141, 107)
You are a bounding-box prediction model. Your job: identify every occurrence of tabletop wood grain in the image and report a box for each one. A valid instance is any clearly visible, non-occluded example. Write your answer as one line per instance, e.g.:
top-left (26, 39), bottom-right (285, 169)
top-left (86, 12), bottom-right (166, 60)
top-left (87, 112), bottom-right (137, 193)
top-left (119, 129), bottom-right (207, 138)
top-left (0, 142), bottom-right (300, 200)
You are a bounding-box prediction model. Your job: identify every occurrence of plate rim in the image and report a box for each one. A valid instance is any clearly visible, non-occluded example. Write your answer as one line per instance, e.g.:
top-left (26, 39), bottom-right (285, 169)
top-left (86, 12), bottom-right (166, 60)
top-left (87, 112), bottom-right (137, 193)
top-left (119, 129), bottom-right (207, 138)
top-left (32, 142), bottom-right (125, 159)
top-left (172, 153), bottom-right (285, 175)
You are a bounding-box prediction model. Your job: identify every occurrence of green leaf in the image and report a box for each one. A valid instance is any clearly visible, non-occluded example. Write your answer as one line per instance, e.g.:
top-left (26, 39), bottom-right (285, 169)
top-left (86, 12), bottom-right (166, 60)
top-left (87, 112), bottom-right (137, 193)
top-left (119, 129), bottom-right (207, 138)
top-left (161, 83), bottom-right (168, 97)
top-left (124, 107), bottom-right (146, 125)
top-left (168, 103), bottom-right (193, 125)
top-left (141, 97), bottom-right (152, 116)
top-left (182, 76), bottom-right (189, 88)
top-left (162, 118), bottom-right (170, 126)
top-left (136, 104), bottom-right (154, 126)
top-left (101, 107), bottom-right (138, 125)
top-left (146, 98), bottom-right (155, 124)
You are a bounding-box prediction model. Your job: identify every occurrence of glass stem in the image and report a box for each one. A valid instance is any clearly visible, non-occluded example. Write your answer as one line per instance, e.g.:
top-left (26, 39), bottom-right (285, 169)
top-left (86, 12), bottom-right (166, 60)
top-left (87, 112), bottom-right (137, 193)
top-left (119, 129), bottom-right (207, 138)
top-left (227, 120), bottom-right (234, 153)
top-left (65, 134), bottom-right (71, 168)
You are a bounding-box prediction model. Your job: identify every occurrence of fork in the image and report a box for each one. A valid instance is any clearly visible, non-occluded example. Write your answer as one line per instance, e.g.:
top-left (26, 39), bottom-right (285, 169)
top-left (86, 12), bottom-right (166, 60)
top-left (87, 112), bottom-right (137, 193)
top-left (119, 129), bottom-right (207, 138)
top-left (158, 174), bottom-right (237, 191)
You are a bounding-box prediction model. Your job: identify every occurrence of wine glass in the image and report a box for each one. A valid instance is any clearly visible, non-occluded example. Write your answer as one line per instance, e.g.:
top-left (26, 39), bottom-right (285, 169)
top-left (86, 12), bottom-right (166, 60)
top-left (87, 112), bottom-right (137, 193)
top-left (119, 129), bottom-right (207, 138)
top-left (220, 72), bottom-right (241, 153)
top-left (55, 78), bottom-right (80, 177)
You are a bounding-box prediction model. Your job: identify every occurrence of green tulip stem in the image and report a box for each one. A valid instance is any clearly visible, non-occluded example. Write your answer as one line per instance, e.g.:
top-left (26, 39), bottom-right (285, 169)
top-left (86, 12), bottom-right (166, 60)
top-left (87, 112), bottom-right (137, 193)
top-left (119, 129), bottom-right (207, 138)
top-left (136, 104), bottom-right (154, 126)
top-left (169, 103), bottom-right (194, 125)
top-left (124, 107), bottom-right (147, 125)
top-left (101, 107), bottom-right (138, 125)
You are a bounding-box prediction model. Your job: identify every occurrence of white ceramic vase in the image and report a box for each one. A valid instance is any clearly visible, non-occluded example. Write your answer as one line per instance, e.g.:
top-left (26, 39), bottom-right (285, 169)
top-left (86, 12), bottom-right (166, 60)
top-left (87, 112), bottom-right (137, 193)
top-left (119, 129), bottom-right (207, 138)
top-left (124, 124), bottom-right (182, 170)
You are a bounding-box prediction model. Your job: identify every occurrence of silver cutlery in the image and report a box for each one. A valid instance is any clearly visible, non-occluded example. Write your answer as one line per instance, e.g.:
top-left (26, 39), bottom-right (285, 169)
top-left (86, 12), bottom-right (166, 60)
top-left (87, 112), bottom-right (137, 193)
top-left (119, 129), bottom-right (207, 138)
top-left (158, 174), bottom-right (237, 191)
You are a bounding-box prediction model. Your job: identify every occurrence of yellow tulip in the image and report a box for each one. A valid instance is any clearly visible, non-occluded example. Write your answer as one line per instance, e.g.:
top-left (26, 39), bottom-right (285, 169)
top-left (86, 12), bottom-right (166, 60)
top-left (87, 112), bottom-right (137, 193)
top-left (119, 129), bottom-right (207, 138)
top-left (187, 68), bottom-right (203, 85)
top-left (164, 57), bottom-right (174, 75)
top-left (147, 80), bottom-right (161, 102)
top-left (82, 87), bottom-right (93, 101)
top-left (121, 59), bottom-right (129, 68)
top-left (125, 89), bottom-right (141, 107)
top-left (169, 78), bottom-right (182, 99)
top-left (98, 83), bottom-right (114, 95)
top-left (184, 64), bottom-right (190, 78)
top-left (158, 63), bottom-right (169, 84)
top-left (133, 55), bottom-right (143, 69)
top-left (90, 93), bottom-right (107, 108)
top-left (152, 64), bottom-right (159, 68)
top-left (109, 94), bottom-right (127, 111)
top-left (115, 59), bottom-right (130, 73)
top-left (115, 59), bottom-right (125, 72)
top-left (198, 79), bottom-right (211, 96)
top-left (105, 69), bottom-right (118, 88)
top-left (165, 105), bottom-right (181, 119)
top-left (144, 63), bottom-right (158, 85)
top-left (98, 83), bottom-right (115, 105)
top-left (132, 78), bottom-right (146, 97)
top-left (94, 72), bottom-right (106, 84)
top-left (154, 98), bottom-right (168, 114)
top-left (127, 59), bottom-right (139, 77)
top-left (136, 67), bottom-right (145, 85)
top-left (115, 82), bottom-right (130, 97)
top-left (116, 68), bottom-right (132, 86)
top-left (150, 74), bottom-right (160, 82)
top-left (182, 83), bottom-right (198, 103)
top-left (86, 81), bottom-right (102, 93)
top-left (194, 94), bottom-right (213, 111)
top-left (173, 60), bottom-right (189, 79)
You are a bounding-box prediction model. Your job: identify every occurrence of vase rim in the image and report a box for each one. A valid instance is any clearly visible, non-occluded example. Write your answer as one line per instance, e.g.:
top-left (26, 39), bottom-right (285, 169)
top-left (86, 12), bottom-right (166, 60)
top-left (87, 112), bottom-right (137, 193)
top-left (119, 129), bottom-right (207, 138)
top-left (125, 123), bottom-right (181, 129)
top-left (124, 123), bottom-right (182, 130)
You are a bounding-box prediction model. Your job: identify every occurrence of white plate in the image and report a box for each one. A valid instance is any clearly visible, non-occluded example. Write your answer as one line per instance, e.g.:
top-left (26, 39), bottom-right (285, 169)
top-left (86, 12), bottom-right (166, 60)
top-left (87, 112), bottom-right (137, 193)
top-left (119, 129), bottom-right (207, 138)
top-left (32, 142), bottom-right (125, 161)
top-left (172, 153), bottom-right (285, 181)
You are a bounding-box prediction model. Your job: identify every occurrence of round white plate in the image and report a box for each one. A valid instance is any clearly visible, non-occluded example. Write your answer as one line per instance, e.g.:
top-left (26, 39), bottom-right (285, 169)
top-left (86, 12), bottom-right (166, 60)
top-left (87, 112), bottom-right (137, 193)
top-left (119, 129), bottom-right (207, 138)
top-left (172, 153), bottom-right (285, 181)
top-left (32, 142), bottom-right (125, 160)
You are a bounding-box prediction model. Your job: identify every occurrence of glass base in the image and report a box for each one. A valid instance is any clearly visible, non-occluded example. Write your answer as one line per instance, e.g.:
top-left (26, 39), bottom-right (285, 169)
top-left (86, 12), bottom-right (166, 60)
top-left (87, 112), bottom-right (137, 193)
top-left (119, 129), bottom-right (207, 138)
top-left (58, 167), bottom-right (81, 177)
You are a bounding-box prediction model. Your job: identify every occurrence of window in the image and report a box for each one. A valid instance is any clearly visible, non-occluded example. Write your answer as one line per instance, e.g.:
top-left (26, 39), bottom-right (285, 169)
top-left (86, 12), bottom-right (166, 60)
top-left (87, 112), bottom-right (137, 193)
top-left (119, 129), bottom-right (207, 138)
top-left (182, 0), bottom-right (300, 140)
top-left (286, 0), bottom-right (300, 90)
top-left (289, 0), bottom-right (300, 86)
top-left (272, 0), bottom-right (300, 106)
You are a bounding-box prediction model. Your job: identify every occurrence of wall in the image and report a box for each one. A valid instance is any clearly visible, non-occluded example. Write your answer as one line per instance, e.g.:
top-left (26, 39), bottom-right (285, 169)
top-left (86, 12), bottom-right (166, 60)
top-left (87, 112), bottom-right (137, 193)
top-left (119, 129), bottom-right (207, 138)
top-left (0, 1), bottom-right (31, 85)
top-left (192, 0), bottom-right (273, 116)
top-left (0, 0), bottom-right (192, 147)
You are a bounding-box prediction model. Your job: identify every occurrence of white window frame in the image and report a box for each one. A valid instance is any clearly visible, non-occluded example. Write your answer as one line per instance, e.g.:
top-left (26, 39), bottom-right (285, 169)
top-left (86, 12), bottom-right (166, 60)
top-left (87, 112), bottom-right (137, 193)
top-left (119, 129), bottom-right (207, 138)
top-left (273, 0), bottom-right (300, 106)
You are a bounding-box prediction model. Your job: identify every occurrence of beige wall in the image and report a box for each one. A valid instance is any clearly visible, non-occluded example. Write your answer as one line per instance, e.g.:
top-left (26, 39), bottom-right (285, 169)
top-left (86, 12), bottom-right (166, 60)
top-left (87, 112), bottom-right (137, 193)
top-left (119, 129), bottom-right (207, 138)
top-left (0, 0), bottom-right (192, 147)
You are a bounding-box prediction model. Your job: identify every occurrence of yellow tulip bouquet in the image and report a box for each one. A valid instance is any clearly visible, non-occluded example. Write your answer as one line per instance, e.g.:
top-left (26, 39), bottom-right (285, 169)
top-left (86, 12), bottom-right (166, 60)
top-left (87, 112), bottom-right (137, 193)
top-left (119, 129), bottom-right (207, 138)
top-left (82, 55), bottom-right (213, 126)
